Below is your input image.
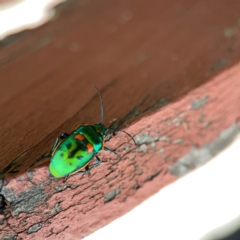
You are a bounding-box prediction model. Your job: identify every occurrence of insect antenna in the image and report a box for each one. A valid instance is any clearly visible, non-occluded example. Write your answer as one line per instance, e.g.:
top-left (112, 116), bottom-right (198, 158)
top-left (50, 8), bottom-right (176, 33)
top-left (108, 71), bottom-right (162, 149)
top-left (93, 85), bottom-right (104, 124)
top-left (108, 128), bottom-right (138, 145)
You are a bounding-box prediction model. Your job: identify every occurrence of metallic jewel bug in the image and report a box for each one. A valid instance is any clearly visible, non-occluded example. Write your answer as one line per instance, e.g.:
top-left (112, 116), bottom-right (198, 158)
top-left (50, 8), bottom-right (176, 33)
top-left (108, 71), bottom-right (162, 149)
top-left (47, 86), bottom-right (136, 178)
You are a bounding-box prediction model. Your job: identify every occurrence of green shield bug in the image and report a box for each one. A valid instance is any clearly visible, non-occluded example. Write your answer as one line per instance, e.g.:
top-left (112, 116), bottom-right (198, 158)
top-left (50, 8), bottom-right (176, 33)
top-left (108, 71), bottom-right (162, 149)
top-left (47, 86), bottom-right (136, 178)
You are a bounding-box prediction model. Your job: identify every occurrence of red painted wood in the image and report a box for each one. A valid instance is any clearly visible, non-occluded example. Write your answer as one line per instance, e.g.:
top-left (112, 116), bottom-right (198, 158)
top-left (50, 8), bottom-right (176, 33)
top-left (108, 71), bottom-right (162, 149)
top-left (1, 0), bottom-right (240, 239)
top-left (1, 0), bottom-right (240, 171)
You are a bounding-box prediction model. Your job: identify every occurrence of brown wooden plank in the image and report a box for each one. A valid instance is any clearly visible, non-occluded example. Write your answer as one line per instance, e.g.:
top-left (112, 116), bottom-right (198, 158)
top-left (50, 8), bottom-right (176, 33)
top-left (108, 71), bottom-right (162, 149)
top-left (1, 60), bottom-right (240, 239)
top-left (1, 0), bottom-right (240, 171)
top-left (1, 0), bottom-right (240, 238)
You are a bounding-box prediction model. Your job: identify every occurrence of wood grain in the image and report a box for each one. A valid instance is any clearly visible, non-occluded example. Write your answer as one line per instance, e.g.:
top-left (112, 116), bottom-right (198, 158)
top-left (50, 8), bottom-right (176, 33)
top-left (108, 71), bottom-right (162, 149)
top-left (1, 0), bottom-right (240, 172)
top-left (1, 0), bottom-right (240, 238)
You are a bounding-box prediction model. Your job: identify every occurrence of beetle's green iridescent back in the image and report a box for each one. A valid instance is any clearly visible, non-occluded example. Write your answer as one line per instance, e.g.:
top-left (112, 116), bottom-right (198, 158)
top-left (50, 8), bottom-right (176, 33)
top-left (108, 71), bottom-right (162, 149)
top-left (47, 86), bottom-right (136, 178)
top-left (49, 124), bottom-right (106, 177)
top-left (76, 124), bottom-right (106, 151)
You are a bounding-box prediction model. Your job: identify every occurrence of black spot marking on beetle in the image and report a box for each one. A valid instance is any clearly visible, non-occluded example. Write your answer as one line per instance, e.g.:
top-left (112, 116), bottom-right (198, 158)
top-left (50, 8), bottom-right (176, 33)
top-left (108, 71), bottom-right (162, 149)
top-left (71, 141), bottom-right (88, 158)
top-left (68, 152), bottom-right (74, 158)
top-left (69, 163), bottom-right (73, 166)
top-left (66, 143), bottom-right (72, 150)
top-left (60, 153), bottom-right (64, 157)
top-left (77, 156), bottom-right (83, 160)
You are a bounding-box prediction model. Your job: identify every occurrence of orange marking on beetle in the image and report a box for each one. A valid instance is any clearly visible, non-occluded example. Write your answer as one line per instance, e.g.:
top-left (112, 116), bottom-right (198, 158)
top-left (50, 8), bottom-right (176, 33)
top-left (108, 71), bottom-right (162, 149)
top-left (86, 143), bottom-right (94, 153)
top-left (101, 140), bottom-right (105, 150)
top-left (74, 134), bottom-right (85, 141)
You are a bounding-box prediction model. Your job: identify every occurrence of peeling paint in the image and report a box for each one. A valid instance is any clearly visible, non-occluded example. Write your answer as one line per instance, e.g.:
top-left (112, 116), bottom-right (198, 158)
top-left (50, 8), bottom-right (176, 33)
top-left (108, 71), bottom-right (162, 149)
top-left (151, 142), bottom-right (156, 149)
top-left (191, 95), bottom-right (208, 110)
top-left (146, 170), bottom-right (162, 181)
top-left (158, 148), bottom-right (165, 153)
top-left (159, 136), bottom-right (170, 142)
top-left (1, 234), bottom-right (17, 240)
top-left (3, 184), bottom-right (48, 216)
top-left (133, 163), bottom-right (138, 170)
top-left (172, 139), bottom-right (184, 144)
top-left (135, 132), bottom-right (159, 144)
top-left (26, 171), bottom-right (34, 182)
top-left (124, 146), bottom-right (131, 152)
top-left (55, 184), bottom-right (76, 192)
top-left (169, 123), bottom-right (240, 177)
top-left (51, 203), bottom-right (62, 216)
top-left (1, 0), bottom-right (240, 239)
top-left (104, 188), bottom-right (120, 203)
top-left (129, 155), bottom-right (136, 160)
top-left (135, 132), bottom-right (171, 151)
top-left (27, 223), bottom-right (42, 233)
top-left (171, 116), bottom-right (185, 126)
top-left (137, 144), bottom-right (148, 153)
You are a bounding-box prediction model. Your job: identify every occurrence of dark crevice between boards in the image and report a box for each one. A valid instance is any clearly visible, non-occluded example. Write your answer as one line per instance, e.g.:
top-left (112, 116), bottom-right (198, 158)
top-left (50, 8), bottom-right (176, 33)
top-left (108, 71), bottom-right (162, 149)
top-left (109, 94), bottom-right (170, 130)
top-left (0, 81), bottom-right (117, 178)
top-left (2, 82), bottom-right (169, 179)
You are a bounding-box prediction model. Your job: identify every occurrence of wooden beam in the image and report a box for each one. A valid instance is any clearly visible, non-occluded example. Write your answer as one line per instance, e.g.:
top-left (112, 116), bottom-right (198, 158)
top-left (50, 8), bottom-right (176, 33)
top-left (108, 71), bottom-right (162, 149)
top-left (1, 0), bottom-right (240, 238)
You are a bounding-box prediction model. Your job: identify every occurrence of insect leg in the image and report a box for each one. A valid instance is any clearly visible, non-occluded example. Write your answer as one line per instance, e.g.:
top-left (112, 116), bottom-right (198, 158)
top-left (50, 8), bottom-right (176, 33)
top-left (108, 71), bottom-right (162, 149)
top-left (89, 155), bottom-right (101, 169)
top-left (69, 156), bottom-right (101, 176)
top-left (71, 165), bottom-right (91, 175)
top-left (30, 133), bottom-right (69, 169)
top-left (64, 165), bottom-right (90, 182)
top-left (51, 133), bottom-right (69, 153)
top-left (107, 128), bottom-right (138, 145)
top-left (104, 147), bottom-right (119, 158)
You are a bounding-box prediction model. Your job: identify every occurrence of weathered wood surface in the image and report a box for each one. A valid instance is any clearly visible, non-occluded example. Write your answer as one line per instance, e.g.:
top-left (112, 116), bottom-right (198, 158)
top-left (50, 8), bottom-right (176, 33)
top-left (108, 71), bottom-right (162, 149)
top-left (1, 0), bottom-right (240, 239)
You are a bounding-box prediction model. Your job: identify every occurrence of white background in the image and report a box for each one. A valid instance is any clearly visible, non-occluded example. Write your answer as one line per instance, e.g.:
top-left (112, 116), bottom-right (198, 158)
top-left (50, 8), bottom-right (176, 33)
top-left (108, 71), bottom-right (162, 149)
top-left (86, 135), bottom-right (240, 240)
